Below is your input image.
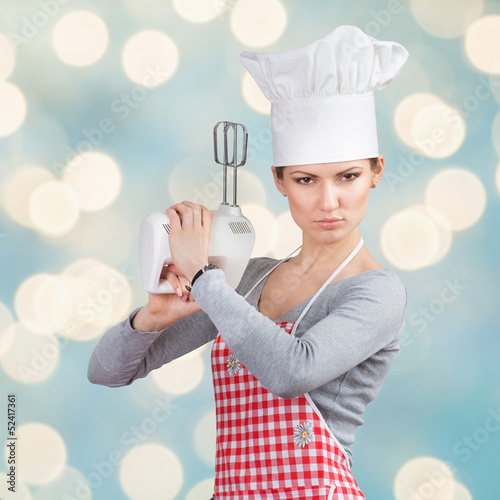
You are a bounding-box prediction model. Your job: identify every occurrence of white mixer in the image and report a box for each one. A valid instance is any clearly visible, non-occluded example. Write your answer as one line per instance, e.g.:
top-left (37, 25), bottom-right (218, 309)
top-left (139, 121), bottom-right (256, 294)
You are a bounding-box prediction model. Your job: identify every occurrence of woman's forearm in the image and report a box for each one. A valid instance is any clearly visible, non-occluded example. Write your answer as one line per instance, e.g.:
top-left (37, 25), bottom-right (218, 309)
top-left (131, 305), bottom-right (179, 332)
top-left (87, 306), bottom-right (218, 387)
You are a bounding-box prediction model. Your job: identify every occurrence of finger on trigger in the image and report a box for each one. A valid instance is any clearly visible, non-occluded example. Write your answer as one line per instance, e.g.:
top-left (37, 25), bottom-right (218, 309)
top-left (165, 268), bottom-right (183, 297)
top-left (179, 276), bottom-right (192, 294)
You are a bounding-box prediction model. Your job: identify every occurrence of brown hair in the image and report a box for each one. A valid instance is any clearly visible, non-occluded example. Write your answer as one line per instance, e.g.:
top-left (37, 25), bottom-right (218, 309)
top-left (274, 157), bottom-right (379, 181)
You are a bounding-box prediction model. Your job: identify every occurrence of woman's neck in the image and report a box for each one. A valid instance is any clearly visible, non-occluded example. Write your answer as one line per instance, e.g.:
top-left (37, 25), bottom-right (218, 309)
top-left (288, 228), bottom-right (363, 275)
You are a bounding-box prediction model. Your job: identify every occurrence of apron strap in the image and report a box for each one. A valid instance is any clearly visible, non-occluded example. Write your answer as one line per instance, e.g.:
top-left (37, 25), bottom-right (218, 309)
top-left (291, 237), bottom-right (364, 337)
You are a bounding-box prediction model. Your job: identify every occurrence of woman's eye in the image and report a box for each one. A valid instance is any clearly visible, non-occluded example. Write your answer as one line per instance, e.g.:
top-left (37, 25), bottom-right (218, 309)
top-left (294, 174), bottom-right (358, 184)
top-left (343, 173), bottom-right (359, 181)
top-left (295, 177), bottom-right (313, 184)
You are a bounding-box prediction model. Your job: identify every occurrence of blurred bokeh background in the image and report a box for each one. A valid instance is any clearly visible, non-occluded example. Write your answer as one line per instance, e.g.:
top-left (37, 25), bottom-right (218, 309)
top-left (0, 0), bottom-right (499, 498)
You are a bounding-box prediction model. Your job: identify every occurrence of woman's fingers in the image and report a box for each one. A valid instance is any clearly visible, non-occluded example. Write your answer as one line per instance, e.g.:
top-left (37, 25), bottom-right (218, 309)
top-left (187, 201), bottom-right (202, 230)
top-left (163, 202), bottom-right (209, 300)
top-left (163, 263), bottom-right (182, 276)
top-left (164, 266), bottom-right (195, 300)
top-left (201, 205), bottom-right (213, 232)
top-left (167, 202), bottom-right (195, 229)
top-left (168, 201), bottom-right (210, 231)
top-left (164, 267), bottom-right (184, 297)
top-left (178, 275), bottom-right (195, 300)
top-left (165, 207), bottom-right (179, 231)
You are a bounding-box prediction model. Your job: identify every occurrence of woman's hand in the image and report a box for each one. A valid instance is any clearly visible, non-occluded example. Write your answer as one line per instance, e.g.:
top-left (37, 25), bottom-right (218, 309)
top-left (165, 201), bottom-right (213, 282)
top-left (134, 263), bottom-right (201, 332)
top-left (132, 201), bottom-right (213, 332)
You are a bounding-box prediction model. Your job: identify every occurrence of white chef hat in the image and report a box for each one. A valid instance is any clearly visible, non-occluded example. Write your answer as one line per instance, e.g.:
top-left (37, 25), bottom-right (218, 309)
top-left (239, 25), bottom-right (409, 166)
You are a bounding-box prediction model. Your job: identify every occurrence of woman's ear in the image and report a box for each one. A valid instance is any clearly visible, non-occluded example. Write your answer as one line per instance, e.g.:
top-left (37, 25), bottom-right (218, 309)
top-left (271, 165), bottom-right (285, 194)
top-left (376, 155), bottom-right (385, 176)
top-left (370, 155), bottom-right (385, 188)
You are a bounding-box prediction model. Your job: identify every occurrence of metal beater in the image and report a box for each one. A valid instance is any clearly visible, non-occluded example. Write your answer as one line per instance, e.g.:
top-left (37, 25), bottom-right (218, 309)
top-left (213, 121), bottom-right (248, 208)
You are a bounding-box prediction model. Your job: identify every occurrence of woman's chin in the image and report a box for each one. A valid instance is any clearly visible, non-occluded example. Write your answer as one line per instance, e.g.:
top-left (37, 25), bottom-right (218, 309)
top-left (304, 226), bottom-right (347, 244)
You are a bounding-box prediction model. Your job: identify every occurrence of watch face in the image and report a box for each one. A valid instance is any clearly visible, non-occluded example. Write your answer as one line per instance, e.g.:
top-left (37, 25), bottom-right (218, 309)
top-left (205, 264), bottom-right (218, 271)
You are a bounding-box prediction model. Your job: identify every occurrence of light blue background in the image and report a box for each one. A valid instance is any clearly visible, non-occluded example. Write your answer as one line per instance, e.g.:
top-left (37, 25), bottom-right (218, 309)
top-left (0, 0), bottom-right (499, 498)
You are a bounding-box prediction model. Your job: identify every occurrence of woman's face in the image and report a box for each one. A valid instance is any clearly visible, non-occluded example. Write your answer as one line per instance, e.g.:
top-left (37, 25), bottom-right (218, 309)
top-left (272, 157), bottom-right (384, 245)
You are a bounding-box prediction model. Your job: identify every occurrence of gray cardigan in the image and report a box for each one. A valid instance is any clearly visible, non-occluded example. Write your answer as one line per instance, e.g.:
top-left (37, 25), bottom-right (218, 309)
top-left (87, 256), bottom-right (407, 466)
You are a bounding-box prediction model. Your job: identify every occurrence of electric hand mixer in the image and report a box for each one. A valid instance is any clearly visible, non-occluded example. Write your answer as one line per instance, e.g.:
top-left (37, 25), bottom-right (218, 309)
top-left (139, 121), bottom-right (256, 294)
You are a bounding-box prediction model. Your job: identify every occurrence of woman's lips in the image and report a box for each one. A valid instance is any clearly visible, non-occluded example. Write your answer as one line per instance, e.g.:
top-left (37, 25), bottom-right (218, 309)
top-left (316, 219), bottom-right (342, 228)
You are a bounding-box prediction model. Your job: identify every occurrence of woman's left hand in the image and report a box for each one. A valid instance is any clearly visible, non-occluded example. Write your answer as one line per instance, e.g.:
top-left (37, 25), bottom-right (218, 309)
top-left (165, 201), bottom-right (213, 284)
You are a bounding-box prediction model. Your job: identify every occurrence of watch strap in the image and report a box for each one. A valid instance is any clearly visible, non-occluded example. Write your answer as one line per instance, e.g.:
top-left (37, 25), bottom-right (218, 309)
top-left (190, 268), bottom-right (205, 288)
top-left (190, 264), bottom-right (219, 288)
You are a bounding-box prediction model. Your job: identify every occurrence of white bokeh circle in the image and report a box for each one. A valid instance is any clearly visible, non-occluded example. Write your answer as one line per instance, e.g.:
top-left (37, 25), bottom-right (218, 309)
top-left (193, 409), bottom-right (216, 466)
top-left (0, 302), bottom-right (15, 357)
top-left (242, 72), bottom-right (271, 114)
top-left (120, 444), bottom-right (183, 500)
top-left (62, 259), bottom-right (132, 340)
top-left (62, 152), bottom-right (122, 211)
top-left (240, 203), bottom-right (278, 257)
top-left (185, 477), bottom-right (216, 500)
top-left (236, 170), bottom-right (267, 206)
top-left (451, 482), bottom-right (473, 500)
top-left (14, 423), bottom-right (67, 484)
top-left (230, 0), bottom-right (287, 48)
top-left (394, 456), bottom-right (456, 500)
top-left (16, 273), bottom-right (57, 334)
top-left (394, 93), bottom-right (443, 149)
top-left (380, 205), bottom-right (452, 270)
top-left (0, 323), bottom-right (60, 384)
top-left (22, 274), bottom-right (74, 335)
top-left (122, 30), bottom-right (179, 88)
top-left (271, 210), bottom-right (303, 260)
top-left (53, 11), bottom-right (108, 66)
top-left (465, 15), bottom-right (500, 74)
top-left (0, 165), bottom-right (56, 228)
top-left (72, 262), bottom-right (132, 329)
top-left (29, 275), bottom-right (74, 333)
top-left (52, 274), bottom-right (107, 341)
top-left (0, 81), bottom-right (27, 137)
top-left (28, 181), bottom-right (80, 236)
top-left (410, 0), bottom-right (483, 39)
top-left (407, 205), bottom-right (453, 264)
top-left (411, 103), bottom-right (466, 158)
top-left (425, 168), bottom-right (486, 231)
top-left (152, 349), bottom-right (204, 394)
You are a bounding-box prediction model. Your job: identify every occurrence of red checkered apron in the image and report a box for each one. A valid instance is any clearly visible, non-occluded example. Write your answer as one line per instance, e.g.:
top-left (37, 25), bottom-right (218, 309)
top-left (210, 238), bottom-right (366, 500)
top-left (210, 322), bottom-right (365, 499)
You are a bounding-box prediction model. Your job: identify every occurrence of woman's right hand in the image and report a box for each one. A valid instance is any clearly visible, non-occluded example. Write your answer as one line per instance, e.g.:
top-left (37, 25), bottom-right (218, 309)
top-left (132, 264), bottom-right (202, 332)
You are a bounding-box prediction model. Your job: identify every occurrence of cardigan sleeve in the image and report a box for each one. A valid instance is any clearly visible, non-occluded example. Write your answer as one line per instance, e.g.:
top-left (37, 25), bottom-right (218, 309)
top-left (87, 258), bottom-right (261, 388)
top-left (87, 306), bottom-right (218, 387)
top-left (190, 267), bottom-right (407, 399)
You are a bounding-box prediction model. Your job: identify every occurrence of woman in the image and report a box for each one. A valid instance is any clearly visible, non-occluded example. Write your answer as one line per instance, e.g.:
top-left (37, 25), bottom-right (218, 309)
top-left (88, 25), bottom-right (409, 499)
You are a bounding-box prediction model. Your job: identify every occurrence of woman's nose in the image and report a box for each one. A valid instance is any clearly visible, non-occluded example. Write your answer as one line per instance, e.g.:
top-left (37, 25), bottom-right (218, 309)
top-left (319, 184), bottom-right (340, 210)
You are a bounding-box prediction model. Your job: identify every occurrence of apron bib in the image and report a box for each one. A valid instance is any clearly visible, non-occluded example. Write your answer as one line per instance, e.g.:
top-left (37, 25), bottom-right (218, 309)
top-left (210, 238), bottom-right (366, 500)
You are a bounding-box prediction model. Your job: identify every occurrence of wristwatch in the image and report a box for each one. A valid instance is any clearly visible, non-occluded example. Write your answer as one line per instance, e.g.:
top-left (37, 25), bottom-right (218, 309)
top-left (186, 264), bottom-right (219, 291)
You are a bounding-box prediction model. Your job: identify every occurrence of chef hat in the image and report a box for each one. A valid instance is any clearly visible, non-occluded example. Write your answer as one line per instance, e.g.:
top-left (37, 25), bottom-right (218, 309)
top-left (239, 25), bottom-right (409, 166)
